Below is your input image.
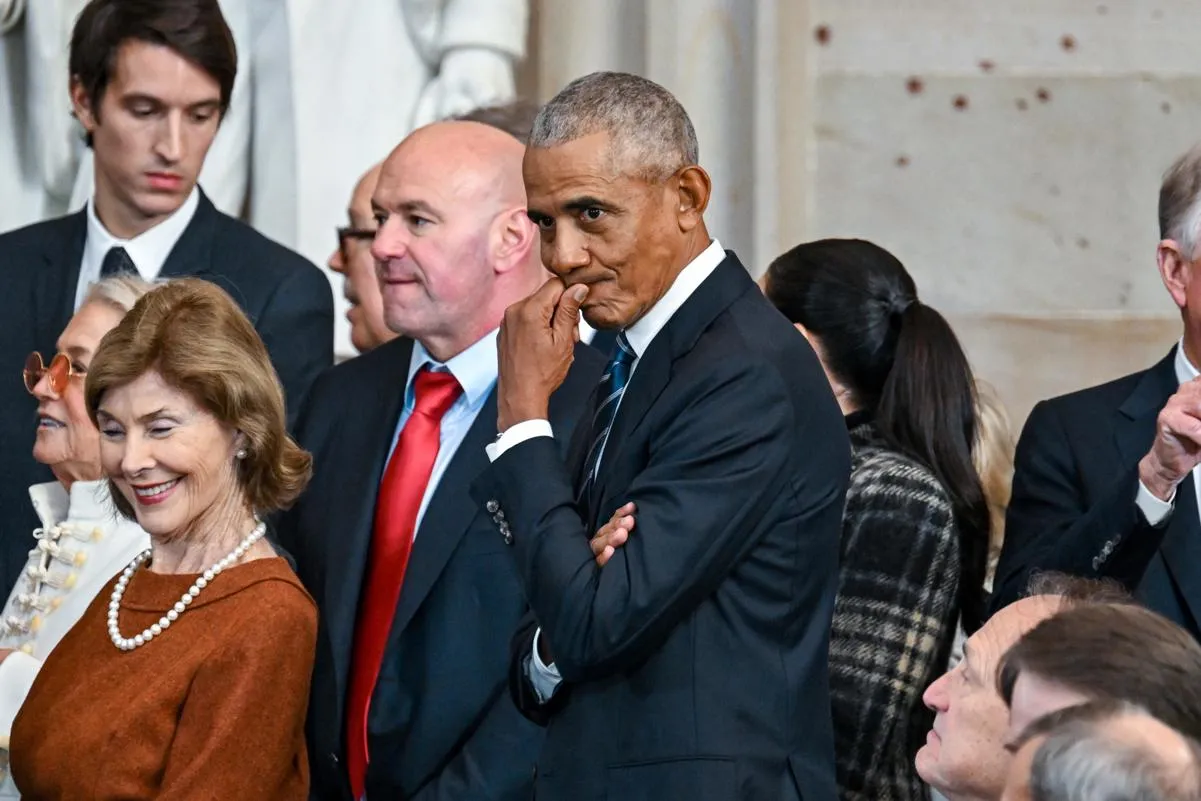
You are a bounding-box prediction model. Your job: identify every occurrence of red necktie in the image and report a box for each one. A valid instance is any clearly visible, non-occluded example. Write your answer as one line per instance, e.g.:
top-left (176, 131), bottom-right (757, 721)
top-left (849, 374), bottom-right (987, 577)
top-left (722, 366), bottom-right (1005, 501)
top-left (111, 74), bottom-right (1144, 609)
top-left (346, 368), bottom-right (462, 799)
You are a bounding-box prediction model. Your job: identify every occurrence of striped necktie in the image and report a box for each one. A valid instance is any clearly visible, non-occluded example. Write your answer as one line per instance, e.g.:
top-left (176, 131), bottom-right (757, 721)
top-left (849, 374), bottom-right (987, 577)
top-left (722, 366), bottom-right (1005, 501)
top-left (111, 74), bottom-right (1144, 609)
top-left (579, 332), bottom-right (636, 498)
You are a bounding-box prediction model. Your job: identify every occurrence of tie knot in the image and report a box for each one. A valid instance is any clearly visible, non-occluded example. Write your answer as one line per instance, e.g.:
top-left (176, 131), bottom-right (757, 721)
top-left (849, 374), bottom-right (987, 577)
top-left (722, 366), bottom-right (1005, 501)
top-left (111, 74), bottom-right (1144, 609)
top-left (100, 246), bottom-right (136, 278)
top-left (610, 333), bottom-right (636, 367)
top-left (411, 368), bottom-right (462, 420)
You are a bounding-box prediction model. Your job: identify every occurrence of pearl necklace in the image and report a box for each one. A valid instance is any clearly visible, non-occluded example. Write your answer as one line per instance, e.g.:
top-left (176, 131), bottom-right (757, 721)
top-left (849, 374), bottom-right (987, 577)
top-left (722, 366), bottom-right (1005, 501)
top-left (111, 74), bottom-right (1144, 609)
top-left (107, 521), bottom-right (267, 651)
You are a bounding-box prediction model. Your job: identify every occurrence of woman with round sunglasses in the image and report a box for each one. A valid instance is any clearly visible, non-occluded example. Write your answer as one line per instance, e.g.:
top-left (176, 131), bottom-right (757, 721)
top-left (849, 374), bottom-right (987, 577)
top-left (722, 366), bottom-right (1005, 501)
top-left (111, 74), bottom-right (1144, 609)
top-left (0, 275), bottom-right (155, 797)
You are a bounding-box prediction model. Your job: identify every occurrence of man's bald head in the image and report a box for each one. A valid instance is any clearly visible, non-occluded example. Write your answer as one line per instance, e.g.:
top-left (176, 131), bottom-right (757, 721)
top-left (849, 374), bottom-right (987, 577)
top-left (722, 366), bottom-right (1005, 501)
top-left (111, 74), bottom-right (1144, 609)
top-left (378, 121), bottom-right (529, 219)
top-left (369, 121), bottom-right (544, 362)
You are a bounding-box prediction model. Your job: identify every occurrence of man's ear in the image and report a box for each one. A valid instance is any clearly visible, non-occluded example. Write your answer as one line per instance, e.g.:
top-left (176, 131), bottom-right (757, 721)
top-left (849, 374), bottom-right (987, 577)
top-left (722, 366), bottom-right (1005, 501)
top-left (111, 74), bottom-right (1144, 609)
top-left (675, 165), bottom-right (711, 233)
top-left (70, 76), bottom-right (98, 134)
top-left (492, 207), bottom-right (538, 274)
top-left (1158, 239), bottom-right (1192, 310)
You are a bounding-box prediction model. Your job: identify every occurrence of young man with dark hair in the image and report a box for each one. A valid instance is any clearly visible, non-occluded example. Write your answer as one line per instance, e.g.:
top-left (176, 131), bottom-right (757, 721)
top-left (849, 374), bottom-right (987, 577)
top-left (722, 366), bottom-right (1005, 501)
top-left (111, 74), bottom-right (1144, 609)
top-left (0, 0), bottom-right (333, 596)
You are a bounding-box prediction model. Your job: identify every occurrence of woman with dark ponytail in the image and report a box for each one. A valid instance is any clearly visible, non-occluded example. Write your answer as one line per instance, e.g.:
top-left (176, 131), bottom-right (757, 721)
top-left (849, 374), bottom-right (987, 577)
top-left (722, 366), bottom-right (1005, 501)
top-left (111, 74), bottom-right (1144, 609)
top-left (762, 239), bottom-right (989, 801)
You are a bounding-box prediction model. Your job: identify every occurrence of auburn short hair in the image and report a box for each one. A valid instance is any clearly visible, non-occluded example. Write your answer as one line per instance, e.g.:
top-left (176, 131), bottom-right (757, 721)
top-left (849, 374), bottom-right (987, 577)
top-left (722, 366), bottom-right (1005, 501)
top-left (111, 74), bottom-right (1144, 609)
top-left (85, 278), bottom-right (311, 518)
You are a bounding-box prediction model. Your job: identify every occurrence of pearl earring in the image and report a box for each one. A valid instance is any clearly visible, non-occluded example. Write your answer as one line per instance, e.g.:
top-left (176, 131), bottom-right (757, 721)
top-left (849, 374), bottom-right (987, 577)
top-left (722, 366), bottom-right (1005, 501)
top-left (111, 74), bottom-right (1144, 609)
top-left (235, 448), bottom-right (247, 460)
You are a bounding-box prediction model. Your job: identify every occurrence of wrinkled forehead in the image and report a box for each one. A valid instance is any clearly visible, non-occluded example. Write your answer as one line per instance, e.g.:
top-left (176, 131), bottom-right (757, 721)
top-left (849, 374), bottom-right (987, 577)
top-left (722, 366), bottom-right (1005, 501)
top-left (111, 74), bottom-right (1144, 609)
top-left (972, 595), bottom-right (1066, 669)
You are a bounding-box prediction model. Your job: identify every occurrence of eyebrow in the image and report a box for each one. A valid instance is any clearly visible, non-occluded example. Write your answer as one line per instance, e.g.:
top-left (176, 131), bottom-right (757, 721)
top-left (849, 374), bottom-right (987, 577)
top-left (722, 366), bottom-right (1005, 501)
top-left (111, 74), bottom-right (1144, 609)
top-left (562, 196), bottom-right (610, 213)
top-left (120, 92), bottom-right (220, 112)
top-left (65, 345), bottom-right (90, 361)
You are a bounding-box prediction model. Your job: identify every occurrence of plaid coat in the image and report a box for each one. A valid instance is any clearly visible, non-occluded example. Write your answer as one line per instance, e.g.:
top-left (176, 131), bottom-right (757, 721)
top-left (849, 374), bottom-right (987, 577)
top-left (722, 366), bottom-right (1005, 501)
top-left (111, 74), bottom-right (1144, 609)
top-left (830, 421), bottom-right (961, 801)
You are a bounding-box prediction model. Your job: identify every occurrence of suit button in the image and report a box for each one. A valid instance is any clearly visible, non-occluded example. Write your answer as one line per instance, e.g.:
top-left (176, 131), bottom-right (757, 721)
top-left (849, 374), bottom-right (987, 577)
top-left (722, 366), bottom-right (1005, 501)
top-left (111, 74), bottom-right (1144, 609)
top-left (503, 529), bottom-right (514, 546)
top-left (486, 499), bottom-right (500, 514)
top-left (329, 752), bottom-right (339, 766)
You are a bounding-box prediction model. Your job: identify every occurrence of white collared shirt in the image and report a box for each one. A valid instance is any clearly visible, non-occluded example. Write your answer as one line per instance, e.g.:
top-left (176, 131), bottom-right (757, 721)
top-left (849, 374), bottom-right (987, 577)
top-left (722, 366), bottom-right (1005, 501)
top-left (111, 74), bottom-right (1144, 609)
top-left (1135, 339), bottom-right (1201, 526)
top-left (74, 188), bottom-right (201, 311)
top-left (484, 239), bottom-right (727, 703)
top-left (486, 238), bottom-right (725, 463)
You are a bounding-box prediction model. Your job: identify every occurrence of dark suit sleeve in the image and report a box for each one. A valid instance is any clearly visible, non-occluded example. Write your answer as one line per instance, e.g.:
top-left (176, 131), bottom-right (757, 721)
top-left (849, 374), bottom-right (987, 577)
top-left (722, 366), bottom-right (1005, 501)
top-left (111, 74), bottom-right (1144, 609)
top-left (407, 682), bottom-right (539, 801)
top-left (256, 263), bottom-right (334, 429)
top-left (480, 360), bottom-right (838, 683)
top-left (991, 400), bottom-right (1169, 611)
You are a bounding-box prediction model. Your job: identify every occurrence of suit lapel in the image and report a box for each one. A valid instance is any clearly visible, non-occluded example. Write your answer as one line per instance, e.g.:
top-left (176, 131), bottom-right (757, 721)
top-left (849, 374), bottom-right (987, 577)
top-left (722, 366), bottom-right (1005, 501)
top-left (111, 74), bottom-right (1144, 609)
top-left (1115, 347), bottom-right (1201, 627)
top-left (159, 191), bottom-right (219, 280)
top-left (588, 255), bottom-right (754, 516)
top-left (1114, 349), bottom-right (1176, 467)
top-left (33, 211), bottom-right (87, 348)
top-left (388, 389), bottom-right (498, 638)
top-left (325, 339), bottom-right (414, 697)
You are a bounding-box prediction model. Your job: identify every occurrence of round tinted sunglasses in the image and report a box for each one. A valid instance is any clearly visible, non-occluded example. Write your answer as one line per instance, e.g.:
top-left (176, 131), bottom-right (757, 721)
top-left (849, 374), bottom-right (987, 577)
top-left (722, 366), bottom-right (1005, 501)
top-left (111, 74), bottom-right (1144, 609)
top-left (24, 352), bottom-right (85, 395)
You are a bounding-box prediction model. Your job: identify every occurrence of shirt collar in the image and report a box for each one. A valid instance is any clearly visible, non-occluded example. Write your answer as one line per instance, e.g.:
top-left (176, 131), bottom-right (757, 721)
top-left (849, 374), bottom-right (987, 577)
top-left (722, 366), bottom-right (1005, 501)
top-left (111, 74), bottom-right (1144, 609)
top-left (1176, 338), bottom-right (1200, 385)
top-left (406, 329), bottom-right (499, 409)
top-left (621, 238), bottom-right (725, 358)
top-left (84, 187), bottom-right (201, 280)
top-left (28, 479), bottom-right (115, 529)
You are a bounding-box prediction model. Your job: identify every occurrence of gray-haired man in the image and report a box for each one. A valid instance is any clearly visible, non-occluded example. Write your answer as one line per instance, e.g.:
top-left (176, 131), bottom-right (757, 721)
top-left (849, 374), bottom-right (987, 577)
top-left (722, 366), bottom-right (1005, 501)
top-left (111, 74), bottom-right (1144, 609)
top-left (472, 71), bottom-right (851, 800)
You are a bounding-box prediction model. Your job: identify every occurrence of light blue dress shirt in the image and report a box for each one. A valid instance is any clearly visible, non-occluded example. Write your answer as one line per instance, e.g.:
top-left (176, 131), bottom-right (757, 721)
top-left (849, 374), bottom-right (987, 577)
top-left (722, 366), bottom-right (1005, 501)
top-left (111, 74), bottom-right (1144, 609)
top-left (386, 330), bottom-right (499, 537)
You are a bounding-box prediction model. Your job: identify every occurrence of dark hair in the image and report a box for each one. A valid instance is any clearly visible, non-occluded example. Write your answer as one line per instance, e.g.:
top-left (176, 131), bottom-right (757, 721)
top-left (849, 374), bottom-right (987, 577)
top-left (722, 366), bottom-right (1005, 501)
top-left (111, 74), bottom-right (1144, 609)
top-left (70, 0), bottom-right (236, 146)
top-left (86, 279), bottom-right (312, 519)
top-left (763, 238), bottom-right (989, 631)
top-left (1022, 571), bottom-right (1134, 606)
top-left (455, 99), bottom-right (541, 144)
top-left (997, 604), bottom-right (1201, 743)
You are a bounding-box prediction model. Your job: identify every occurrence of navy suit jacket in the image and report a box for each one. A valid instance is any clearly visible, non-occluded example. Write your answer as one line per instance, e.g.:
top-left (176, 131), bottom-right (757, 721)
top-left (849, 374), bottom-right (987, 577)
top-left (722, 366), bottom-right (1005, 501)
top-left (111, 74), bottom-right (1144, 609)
top-left (993, 348), bottom-right (1201, 636)
top-left (0, 191), bottom-right (333, 593)
top-left (276, 335), bottom-right (604, 801)
top-left (472, 254), bottom-right (850, 801)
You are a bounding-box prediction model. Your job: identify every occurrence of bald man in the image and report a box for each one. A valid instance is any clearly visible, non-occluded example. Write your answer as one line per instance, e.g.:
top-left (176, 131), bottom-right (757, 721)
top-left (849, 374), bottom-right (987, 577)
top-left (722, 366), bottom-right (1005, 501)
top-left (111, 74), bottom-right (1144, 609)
top-left (329, 161), bottom-right (397, 354)
top-left (276, 121), bottom-right (605, 801)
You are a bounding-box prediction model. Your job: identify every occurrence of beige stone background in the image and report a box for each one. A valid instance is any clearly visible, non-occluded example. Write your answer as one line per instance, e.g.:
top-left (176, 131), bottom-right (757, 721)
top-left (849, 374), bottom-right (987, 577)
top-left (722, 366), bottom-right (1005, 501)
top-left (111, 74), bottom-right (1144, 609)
top-left (515, 0), bottom-right (1200, 429)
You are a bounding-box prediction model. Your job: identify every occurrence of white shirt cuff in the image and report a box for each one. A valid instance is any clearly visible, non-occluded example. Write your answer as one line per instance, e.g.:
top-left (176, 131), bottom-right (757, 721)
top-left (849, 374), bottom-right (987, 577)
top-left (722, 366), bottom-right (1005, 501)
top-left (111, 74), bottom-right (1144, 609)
top-left (1136, 480), bottom-right (1176, 527)
top-left (0, 651), bottom-right (41, 741)
top-left (524, 628), bottom-right (563, 703)
top-left (485, 419), bottom-right (553, 462)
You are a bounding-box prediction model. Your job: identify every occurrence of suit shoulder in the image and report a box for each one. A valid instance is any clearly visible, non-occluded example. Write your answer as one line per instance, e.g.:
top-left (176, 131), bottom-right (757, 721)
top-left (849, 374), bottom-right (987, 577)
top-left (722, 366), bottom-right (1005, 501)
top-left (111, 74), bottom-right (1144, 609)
top-left (307, 339), bottom-right (406, 403)
top-left (209, 210), bottom-right (325, 282)
top-left (0, 215), bottom-right (72, 254)
top-left (1028, 363), bottom-right (1156, 422)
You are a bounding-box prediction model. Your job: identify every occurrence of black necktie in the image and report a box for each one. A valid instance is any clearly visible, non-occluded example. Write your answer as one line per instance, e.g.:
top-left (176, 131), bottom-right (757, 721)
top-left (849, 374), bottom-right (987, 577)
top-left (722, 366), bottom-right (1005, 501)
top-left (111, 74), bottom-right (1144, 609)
top-left (100, 246), bottom-right (136, 278)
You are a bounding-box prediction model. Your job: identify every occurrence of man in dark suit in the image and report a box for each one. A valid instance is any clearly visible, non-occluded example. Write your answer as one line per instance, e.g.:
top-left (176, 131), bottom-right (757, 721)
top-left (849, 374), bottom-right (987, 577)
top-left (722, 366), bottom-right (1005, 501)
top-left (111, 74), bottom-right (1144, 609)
top-left (275, 119), bottom-right (603, 801)
top-left (993, 142), bottom-right (1201, 638)
top-left (0, 0), bottom-right (333, 593)
top-left (474, 71), bottom-right (850, 801)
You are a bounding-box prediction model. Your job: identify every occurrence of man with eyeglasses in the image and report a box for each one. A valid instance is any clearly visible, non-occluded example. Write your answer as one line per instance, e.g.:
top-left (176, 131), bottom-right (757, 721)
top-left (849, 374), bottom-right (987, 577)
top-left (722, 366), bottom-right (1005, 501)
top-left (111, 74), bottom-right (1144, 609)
top-left (329, 161), bottom-right (397, 355)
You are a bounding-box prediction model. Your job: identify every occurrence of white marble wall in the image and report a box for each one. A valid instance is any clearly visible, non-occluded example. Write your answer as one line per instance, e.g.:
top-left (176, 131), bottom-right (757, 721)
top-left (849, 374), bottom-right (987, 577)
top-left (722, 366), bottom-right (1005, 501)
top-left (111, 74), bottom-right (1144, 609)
top-left (527, 0), bottom-right (1201, 427)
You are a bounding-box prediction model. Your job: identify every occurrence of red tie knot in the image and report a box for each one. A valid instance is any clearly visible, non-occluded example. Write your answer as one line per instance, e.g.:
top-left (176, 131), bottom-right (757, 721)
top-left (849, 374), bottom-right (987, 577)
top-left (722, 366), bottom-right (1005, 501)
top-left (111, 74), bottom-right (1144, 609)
top-left (412, 368), bottom-right (462, 420)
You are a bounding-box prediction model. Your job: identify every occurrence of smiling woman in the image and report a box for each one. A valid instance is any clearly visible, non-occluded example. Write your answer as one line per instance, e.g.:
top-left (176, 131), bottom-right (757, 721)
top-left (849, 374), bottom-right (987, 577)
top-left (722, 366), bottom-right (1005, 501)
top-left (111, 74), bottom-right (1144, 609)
top-left (8, 278), bottom-right (317, 801)
top-left (0, 275), bottom-right (154, 799)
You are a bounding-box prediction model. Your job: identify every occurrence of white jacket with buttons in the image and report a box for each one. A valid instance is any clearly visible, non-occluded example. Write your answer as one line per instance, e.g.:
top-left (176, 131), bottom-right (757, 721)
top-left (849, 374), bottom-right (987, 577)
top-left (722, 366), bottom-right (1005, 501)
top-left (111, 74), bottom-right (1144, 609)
top-left (0, 480), bottom-right (149, 795)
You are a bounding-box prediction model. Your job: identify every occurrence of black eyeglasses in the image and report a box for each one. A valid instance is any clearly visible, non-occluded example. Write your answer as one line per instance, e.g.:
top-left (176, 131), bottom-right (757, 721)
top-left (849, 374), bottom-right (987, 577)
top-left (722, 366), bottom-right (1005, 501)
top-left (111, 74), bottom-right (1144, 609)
top-left (337, 226), bottom-right (376, 263)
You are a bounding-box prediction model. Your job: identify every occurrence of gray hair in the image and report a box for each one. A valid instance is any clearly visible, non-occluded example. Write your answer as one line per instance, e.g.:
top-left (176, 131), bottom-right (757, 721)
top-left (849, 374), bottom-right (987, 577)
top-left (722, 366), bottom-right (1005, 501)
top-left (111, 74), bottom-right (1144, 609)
top-left (1030, 703), bottom-right (1201, 801)
top-left (454, 99), bottom-right (540, 144)
top-left (82, 274), bottom-right (160, 315)
top-left (1159, 143), bottom-right (1201, 259)
top-left (530, 71), bottom-right (699, 181)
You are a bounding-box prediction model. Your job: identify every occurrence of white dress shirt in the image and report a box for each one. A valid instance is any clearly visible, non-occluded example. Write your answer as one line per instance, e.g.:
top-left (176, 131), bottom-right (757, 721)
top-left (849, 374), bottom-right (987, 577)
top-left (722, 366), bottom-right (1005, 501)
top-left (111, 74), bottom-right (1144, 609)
top-left (390, 330), bottom-right (499, 536)
top-left (73, 188), bottom-right (200, 311)
top-left (1135, 340), bottom-right (1201, 527)
top-left (0, 480), bottom-right (149, 796)
top-left (484, 239), bottom-right (726, 703)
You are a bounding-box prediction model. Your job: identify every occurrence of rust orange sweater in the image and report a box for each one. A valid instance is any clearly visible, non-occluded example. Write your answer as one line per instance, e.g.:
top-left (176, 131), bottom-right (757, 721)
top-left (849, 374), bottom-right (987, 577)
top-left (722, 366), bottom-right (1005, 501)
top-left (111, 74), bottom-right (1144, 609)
top-left (10, 556), bottom-right (317, 800)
